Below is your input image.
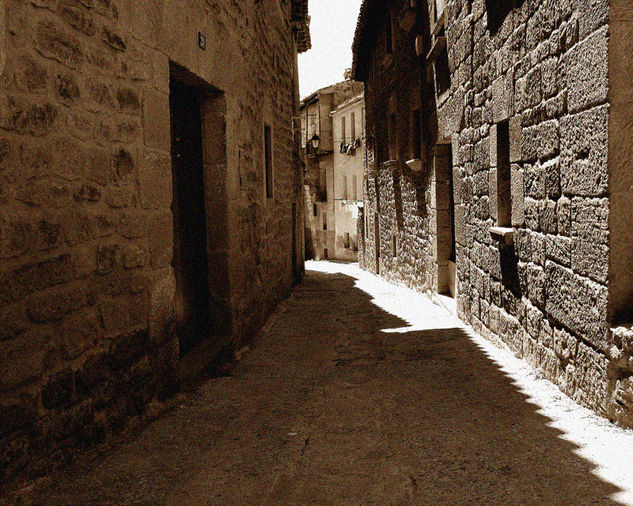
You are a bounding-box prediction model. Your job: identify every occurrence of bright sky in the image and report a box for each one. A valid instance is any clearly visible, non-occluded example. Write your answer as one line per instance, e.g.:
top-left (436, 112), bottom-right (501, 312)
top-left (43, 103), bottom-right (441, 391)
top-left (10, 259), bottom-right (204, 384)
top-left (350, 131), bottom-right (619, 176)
top-left (298, 0), bottom-right (364, 99)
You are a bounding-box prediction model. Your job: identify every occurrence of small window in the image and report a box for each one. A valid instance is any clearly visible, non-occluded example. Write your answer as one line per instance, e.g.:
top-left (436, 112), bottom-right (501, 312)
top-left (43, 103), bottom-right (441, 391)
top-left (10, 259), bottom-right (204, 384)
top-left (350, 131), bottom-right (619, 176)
top-left (386, 10), bottom-right (394, 54)
top-left (435, 48), bottom-right (451, 96)
top-left (486, 0), bottom-right (513, 33)
top-left (351, 112), bottom-right (356, 140)
top-left (323, 212), bottom-right (328, 230)
top-left (264, 124), bottom-right (273, 199)
top-left (341, 116), bottom-right (346, 144)
top-left (313, 203), bottom-right (317, 217)
top-left (345, 232), bottom-right (350, 248)
top-left (324, 248), bottom-right (329, 259)
top-left (496, 120), bottom-right (511, 227)
top-left (411, 108), bottom-right (422, 159)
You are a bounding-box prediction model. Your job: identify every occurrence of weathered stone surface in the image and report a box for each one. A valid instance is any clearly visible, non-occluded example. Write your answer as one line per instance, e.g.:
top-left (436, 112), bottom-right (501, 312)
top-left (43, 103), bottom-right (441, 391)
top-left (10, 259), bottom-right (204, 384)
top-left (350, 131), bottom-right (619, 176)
top-left (560, 105), bottom-right (608, 197)
top-left (139, 149), bottom-right (171, 209)
top-left (34, 21), bottom-right (83, 68)
top-left (354, 0), bottom-right (625, 429)
top-left (565, 26), bottom-right (608, 113)
top-left (545, 261), bottom-right (608, 348)
top-left (142, 89), bottom-right (170, 150)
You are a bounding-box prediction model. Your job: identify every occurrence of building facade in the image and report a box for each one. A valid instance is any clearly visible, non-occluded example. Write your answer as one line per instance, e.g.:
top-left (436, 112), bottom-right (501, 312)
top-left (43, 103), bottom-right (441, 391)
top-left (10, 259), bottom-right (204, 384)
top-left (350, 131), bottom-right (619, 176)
top-left (353, 0), bottom-right (633, 427)
top-left (300, 79), bottom-right (363, 261)
top-left (331, 94), bottom-right (365, 261)
top-left (0, 0), bottom-right (309, 484)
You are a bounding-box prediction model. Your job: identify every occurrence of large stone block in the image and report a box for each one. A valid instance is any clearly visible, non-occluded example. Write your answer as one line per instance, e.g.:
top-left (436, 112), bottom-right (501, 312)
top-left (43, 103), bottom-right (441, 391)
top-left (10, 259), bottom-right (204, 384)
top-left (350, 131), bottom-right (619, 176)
top-left (143, 89), bottom-right (170, 150)
top-left (565, 26), bottom-right (608, 114)
top-left (545, 261), bottom-right (608, 348)
top-left (2, 254), bottom-right (74, 305)
top-left (511, 165), bottom-right (525, 227)
top-left (34, 21), bottom-right (83, 68)
top-left (491, 74), bottom-right (512, 123)
top-left (560, 105), bottom-right (608, 197)
top-left (571, 197), bottom-right (609, 244)
top-left (26, 283), bottom-right (86, 323)
top-left (139, 149), bottom-right (172, 209)
top-left (0, 96), bottom-right (58, 136)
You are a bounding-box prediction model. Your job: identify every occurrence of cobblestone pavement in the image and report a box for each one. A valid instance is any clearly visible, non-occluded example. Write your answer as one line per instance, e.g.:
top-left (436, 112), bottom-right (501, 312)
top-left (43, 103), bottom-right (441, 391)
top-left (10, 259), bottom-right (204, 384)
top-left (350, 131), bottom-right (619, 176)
top-left (31, 264), bottom-right (622, 504)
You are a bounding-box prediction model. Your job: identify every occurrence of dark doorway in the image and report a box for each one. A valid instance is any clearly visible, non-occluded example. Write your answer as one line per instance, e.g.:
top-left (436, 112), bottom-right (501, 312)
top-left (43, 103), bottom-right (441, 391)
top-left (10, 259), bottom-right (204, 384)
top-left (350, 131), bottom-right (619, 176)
top-left (170, 77), bottom-right (213, 356)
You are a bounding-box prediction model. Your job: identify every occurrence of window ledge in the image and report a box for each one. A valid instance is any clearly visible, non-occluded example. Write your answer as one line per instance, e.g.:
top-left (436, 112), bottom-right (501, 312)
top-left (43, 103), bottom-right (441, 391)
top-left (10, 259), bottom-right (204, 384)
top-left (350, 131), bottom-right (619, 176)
top-left (383, 160), bottom-right (398, 171)
top-left (490, 226), bottom-right (514, 246)
top-left (406, 158), bottom-right (423, 172)
top-left (426, 35), bottom-right (446, 63)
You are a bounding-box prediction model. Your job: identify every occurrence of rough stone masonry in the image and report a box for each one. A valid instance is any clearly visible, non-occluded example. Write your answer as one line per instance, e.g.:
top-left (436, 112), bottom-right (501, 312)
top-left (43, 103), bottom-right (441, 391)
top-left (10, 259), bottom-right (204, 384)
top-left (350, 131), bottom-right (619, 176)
top-left (0, 0), bottom-right (309, 486)
top-left (353, 0), bottom-right (633, 428)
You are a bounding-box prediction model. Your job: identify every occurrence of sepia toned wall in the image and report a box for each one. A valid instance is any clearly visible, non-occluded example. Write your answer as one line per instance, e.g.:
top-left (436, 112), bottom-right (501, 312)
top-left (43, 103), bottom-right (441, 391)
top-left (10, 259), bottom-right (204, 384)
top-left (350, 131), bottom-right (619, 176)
top-left (355, 0), bottom-right (633, 427)
top-left (0, 0), bottom-right (307, 484)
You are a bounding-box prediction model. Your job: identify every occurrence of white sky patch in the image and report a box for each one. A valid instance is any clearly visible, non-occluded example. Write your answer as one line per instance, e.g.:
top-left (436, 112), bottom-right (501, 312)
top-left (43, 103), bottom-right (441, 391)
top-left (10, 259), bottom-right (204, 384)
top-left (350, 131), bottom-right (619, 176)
top-left (298, 0), bottom-right (363, 98)
top-left (306, 260), bottom-right (633, 505)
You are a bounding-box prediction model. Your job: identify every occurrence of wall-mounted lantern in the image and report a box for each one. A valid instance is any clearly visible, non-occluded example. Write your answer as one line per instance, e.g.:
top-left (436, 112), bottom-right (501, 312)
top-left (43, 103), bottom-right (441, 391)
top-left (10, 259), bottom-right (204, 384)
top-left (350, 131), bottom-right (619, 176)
top-left (310, 133), bottom-right (321, 152)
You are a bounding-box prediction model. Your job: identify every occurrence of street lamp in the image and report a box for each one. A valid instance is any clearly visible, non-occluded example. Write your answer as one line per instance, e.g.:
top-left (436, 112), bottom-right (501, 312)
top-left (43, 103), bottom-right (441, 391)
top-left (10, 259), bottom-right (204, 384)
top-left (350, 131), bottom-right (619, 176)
top-left (310, 133), bottom-right (321, 153)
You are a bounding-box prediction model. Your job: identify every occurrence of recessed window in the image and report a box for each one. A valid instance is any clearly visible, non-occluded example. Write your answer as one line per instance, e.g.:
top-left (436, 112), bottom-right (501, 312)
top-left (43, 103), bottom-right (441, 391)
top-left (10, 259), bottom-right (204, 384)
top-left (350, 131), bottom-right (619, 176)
top-left (313, 203), bottom-right (317, 217)
top-left (351, 112), bottom-right (356, 140)
top-left (341, 116), bottom-right (346, 144)
top-left (486, 0), bottom-right (513, 33)
top-left (264, 124), bottom-right (273, 199)
top-left (323, 212), bottom-right (328, 230)
top-left (435, 46), bottom-right (451, 96)
top-left (496, 120), bottom-right (511, 227)
top-left (411, 108), bottom-right (421, 159)
top-left (345, 232), bottom-right (350, 248)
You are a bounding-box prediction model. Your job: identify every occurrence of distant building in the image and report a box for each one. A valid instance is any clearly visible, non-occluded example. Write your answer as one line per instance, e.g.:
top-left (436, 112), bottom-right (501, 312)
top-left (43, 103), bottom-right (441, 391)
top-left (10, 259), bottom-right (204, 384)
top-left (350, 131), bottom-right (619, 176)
top-left (331, 94), bottom-right (365, 261)
top-left (300, 80), bottom-right (364, 261)
top-left (353, 0), bottom-right (633, 428)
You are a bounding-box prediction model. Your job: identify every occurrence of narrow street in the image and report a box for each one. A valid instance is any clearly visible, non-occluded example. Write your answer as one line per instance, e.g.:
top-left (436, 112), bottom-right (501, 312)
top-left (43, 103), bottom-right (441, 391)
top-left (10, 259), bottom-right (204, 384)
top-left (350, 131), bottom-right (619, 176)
top-left (30, 263), bottom-right (631, 504)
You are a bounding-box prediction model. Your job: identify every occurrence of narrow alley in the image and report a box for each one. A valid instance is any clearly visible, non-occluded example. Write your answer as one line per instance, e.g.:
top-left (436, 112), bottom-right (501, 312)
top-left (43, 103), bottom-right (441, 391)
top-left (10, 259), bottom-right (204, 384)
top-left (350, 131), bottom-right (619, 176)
top-left (26, 263), bottom-right (633, 504)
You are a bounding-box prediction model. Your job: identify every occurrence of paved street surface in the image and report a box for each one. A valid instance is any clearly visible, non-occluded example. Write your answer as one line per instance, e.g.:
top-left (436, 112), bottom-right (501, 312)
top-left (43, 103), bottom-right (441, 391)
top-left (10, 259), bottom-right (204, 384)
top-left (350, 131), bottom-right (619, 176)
top-left (32, 262), bottom-right (629, 504)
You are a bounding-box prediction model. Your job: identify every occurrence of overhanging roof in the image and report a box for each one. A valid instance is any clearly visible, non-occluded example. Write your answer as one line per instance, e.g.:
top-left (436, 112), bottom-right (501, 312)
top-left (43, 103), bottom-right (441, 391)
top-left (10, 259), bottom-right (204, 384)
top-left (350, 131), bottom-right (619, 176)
top-left (292, 0), bottom-right (311, 53)
top-left (352, 0), bottom-right (390, 81)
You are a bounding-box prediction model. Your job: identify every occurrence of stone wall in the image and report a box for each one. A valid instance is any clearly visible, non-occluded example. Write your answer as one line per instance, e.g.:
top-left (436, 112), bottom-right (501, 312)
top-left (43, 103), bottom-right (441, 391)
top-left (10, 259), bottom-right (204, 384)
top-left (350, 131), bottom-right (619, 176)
top-left (444, 0), bottom-right (617, 418)
top-left (0, 0), bottom-right (305, 485)
top-left (359, 0), bottom-right (439, 292)
top-left (356, 0), bottom-right (633, 426)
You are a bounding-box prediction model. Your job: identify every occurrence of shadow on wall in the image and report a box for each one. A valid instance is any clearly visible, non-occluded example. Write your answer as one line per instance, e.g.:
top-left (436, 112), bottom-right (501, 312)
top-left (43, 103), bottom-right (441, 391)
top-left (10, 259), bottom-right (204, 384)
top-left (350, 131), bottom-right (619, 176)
top-left (22, 268), bottom-right (625, 504)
